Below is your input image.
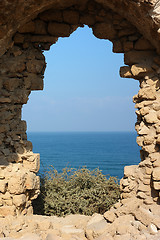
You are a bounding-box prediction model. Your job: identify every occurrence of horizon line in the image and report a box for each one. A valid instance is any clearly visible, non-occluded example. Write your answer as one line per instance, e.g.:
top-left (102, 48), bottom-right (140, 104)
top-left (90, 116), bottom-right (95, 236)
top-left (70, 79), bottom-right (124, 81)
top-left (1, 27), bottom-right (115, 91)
top-left (27, 130), bottom-right (136, 133)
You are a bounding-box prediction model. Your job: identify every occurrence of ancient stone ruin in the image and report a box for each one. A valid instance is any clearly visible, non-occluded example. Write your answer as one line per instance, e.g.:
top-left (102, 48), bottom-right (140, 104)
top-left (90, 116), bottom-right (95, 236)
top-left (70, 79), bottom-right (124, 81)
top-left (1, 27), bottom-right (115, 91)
top-left (1, 0), bottom-right (160, 239)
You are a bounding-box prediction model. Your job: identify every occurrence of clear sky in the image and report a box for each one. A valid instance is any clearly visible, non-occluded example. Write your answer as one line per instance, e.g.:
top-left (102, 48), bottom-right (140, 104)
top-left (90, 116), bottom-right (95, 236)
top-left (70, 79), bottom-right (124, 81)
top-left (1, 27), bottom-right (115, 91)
top-left (22, 25), bottom-right (139, 132)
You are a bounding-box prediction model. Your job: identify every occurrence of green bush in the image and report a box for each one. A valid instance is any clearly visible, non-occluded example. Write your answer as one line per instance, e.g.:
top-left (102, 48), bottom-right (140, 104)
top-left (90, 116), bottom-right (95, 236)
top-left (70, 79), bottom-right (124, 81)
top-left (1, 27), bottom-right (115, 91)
top-left (33, 167), bottom-right (120, 217)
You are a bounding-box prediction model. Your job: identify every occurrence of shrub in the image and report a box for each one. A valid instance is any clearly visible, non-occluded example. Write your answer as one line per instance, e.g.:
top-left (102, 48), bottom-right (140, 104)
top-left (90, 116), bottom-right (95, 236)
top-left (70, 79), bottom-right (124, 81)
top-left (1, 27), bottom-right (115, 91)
top-left (33, 167), bottom-right (120, 217)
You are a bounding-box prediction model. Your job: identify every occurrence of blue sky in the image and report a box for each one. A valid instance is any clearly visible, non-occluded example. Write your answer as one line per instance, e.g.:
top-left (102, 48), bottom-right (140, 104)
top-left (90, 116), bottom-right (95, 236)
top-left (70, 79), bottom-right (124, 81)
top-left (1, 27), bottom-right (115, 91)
top-left (22, 26), bottom-right (139, 132)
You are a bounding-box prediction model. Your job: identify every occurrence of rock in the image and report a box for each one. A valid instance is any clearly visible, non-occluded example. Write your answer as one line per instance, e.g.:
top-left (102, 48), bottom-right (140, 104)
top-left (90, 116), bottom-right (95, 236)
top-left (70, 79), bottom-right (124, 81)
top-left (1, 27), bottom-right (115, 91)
top-left (143, 136), bottom-right (154, 145)
top-left (123, 40), bottom-right (133, 52)
top-left (144, 112), bottom-right (158, 124)
top-left (23, 154), bottom-right (40, 173)
top-left (86, 214), bottom-right (108, 240)
top-left (92, 22), bottom-right (117, 40)
top-left (104, 210), bottom-right (116, 223)
top-left (131, 64), bottom-right (153, 78)
top-left (156, 136), bottom-right (160, 145)
top-left (63, 10), bottom-right (79, 24)
top-left (60, 225), bottom-right (85, 239)
top-left (124, 165), bottom-right (137, 178)
top-left (113, 40), bottom-right (123, 53)
top-left (39, 10), bottom-right (63, 22)
top-left (152, 167), bottom-right (160, 180)
top-left (138, 87), bottom-right (156, 100)
top-left (34, 19), bottom-right (47, 35)
top-left (0, 206), bottom-right (16, 217)
top-left (26, 60), bottom-right (44, 74)
top-left (135, 37), bottom-right (154, 51)
top-left (138, 123), bottom-right (150, 135)
top-left (31, 36), bottom-right (57, 44)
top-left (119, 66), bottom-right (133, 78)
top-left (8, 173), bottom-right (26, 194)
top-left (153, 181), bottom-right (160, 190)
top-left (0, 180), bottom-right (7, 193)
top-left (148, 223), bottom-right (158, 235)
top-left (18, 21), bottom-right (35, 33)
top-left (12, 194), bottom-right (26, 207)
top-left (87, 214), bottom-right (104, 226)
top-left (153, 159), bottom-right (160, 167)
top-left (124, 50), bottom-right (156, 66)
top-left (132, 206), bottom-right (154, 226)
top-left (48, 22), bottom-right (71, 37)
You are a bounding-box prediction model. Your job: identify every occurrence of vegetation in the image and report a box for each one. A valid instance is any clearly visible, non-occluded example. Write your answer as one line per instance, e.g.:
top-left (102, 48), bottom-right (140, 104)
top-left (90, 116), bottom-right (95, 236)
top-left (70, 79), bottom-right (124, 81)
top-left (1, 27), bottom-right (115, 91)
top-left (33, 167), bottom-right (120, 217)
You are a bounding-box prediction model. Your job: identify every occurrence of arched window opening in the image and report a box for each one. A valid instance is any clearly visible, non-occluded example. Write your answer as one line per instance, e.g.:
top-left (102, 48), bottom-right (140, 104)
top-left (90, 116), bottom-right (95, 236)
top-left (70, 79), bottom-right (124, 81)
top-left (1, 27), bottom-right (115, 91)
top-left (22, 26), bottom-right (140, 179)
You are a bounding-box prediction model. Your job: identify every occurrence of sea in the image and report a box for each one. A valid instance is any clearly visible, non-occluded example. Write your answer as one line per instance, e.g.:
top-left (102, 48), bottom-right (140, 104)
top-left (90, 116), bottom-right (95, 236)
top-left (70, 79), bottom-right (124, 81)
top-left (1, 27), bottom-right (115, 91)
top-left (27, 132), bottom-right (141, 180)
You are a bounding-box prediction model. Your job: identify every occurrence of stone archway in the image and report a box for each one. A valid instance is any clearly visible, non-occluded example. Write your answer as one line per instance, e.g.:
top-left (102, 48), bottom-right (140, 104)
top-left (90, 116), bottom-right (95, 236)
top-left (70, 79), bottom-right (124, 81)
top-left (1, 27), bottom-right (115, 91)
top-left (1, 0), bottom-right (160, 239)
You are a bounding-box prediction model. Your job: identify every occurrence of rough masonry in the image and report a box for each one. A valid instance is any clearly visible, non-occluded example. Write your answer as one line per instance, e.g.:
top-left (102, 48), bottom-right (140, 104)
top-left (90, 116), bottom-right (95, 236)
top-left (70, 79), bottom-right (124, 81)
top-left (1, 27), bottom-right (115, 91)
top-left (0, 0), bottom-right (160, 239)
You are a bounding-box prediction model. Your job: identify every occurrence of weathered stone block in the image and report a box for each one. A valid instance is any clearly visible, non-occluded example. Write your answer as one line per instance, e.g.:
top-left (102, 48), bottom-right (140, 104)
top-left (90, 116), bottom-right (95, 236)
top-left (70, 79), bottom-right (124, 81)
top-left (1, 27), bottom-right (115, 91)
top-left (123, 41), bottom-right (133, 52)
top-left (118, 27), bottom-right (136, 37)
top-left (119, 66), bottom-right (133, 78)
top-left (132, 206), bottom-right (154, 226)
top-left (0, 180), bottom-right (7, 193)
top-left (135, 37), bottom-right (154, 51)
top-left (3, 78), bottom-right (20, 91)
top-left (30, 75), bottom-right (43, 90)
top-left (153, 181), bottom-right (160, 190)
top-left (23, 153), bottom-right (40, 173)
top-left (137, 191), bottom-right (147, 199)
top-left (148, 223), bottom-right (158, 235)
top-left (0, 205), bottom-right (16, 217)
top-left (48, 22), bottom-right (71, 37)
top-left (8, 173), bottom-right (25, 194)
top-left (112, 40), bottom-right (123, 53)
top-left (39, 10), bottom-right (63, 22)
top-left (142, 144), bottom-right (156, 154)
top-left (145, 167), bottom-right (153, 175)
top-left (124, 50), bottom-right (156, 65)
top-left (35, 19), bottom-right (47, 35)
top-left (63, 10), bottom-right (79, 24)
top-left (92, 22), bottom-right (117, 40)
top-left (0, 124), bottom-right (10, 133)
top-left (25, 172), bottom-right (36, 190)
top-left (152, 167), bottom-right (160, 180)
top-left (139, 107), bottom-right (150, 116)
top-left (138, 87), bottom-right (156, 100)
top-left (156, 136), bottom-right (160, 145)
top-left (136, 136), bottom-right (144, 147)
top-left (137, 123), bottom-right (150, 135)
top-left (80, 14), bottom-right (95, 26)
top-left (0, 57), bottom-right (26, 74)
top-left (124, 165), bottom-right (137, 178)
top-left (104, 210), bottom-right (116, 223)
top-left (144, 112), bottom-right (158, 124)
top-left (14, 33), bottom-right (25, 44)
top-left (31, 35), bottom-right (58, 44)
top-left (18, 21), bottom-right (35, 33)
top-left (12, 194), bottom-right (26, 207)
top-left (26, 60), bottom-right (45, 74)
top-left (149, 152), bottom-right (160, 162)
top-left (153, 102), bottom-right (160, 111)
top-left (131, 64), bottom-right (153, 78)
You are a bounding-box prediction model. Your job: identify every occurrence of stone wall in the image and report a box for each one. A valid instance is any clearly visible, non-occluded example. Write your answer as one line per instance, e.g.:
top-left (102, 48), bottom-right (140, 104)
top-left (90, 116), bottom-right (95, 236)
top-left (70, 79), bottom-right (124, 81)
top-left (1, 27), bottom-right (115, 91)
top-left (0, 0), bottom-right (160, 239)
top-left (0, 44), bottom-right (46, 216)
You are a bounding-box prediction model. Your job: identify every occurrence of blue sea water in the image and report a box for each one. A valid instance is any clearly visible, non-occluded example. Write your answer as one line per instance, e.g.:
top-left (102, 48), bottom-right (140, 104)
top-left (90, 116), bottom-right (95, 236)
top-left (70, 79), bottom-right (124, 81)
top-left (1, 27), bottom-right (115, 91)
top-left (27, 132), bottom-right (141, 180)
